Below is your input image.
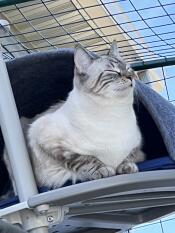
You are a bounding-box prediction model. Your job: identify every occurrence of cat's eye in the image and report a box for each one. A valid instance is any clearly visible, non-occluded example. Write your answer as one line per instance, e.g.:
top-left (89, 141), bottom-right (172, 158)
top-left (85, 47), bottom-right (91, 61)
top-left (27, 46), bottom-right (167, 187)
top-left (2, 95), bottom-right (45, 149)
top-left (127, 76), bottom-right (132, 81)
top-left (105, 70), bottom-right (121, 76)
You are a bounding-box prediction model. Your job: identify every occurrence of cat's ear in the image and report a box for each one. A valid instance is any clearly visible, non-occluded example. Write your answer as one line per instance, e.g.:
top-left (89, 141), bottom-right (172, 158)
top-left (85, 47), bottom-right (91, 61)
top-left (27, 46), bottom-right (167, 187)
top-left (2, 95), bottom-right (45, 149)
top-left (109, 40), bottom-right (122, 59)
top-left (74, 44), bottom-right (93, 73)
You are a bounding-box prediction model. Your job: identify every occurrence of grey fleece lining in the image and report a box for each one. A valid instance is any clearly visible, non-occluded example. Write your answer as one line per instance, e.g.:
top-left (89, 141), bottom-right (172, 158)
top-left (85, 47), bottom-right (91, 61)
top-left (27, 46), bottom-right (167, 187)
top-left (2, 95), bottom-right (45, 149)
top-left (136, 80), bottom-right (175, 160)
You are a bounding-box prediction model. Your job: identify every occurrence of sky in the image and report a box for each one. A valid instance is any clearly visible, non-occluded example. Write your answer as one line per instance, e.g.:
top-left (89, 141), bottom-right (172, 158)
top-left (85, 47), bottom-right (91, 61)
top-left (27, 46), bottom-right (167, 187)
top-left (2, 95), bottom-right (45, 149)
top-left (130, 214), bottom-right (175, 233)
top-left (102, 0), bottom-right (175, 105)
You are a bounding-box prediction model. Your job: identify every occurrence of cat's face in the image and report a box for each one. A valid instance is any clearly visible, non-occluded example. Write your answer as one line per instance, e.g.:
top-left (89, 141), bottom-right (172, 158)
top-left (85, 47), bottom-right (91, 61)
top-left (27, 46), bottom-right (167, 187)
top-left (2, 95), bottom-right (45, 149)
top-left (74, 41), bottom-right (137, 99)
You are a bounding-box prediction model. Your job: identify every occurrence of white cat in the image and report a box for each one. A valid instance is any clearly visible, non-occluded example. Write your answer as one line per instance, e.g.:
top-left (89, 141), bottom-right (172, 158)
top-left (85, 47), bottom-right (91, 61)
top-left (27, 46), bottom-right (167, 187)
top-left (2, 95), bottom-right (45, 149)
top-left (4, 41), bottom-right (144, 190)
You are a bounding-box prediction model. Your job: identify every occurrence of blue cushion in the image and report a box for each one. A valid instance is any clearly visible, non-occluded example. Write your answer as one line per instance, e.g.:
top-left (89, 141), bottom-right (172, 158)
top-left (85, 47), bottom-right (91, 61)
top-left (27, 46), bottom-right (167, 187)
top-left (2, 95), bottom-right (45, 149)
top-left (138, 156), bottom-right (175, 171)
top-left (0, 196), bottom-right (19, 209)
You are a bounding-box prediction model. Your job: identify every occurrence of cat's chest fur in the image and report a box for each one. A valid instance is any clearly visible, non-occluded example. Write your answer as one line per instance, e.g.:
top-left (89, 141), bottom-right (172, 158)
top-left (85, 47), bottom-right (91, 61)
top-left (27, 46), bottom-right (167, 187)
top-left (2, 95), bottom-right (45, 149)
top-left (49, 90), bottom-right (141, 168)
top-left (70, 116), bottom-right (140, 167)
top-left (77, 118), bottom-right (140, 167)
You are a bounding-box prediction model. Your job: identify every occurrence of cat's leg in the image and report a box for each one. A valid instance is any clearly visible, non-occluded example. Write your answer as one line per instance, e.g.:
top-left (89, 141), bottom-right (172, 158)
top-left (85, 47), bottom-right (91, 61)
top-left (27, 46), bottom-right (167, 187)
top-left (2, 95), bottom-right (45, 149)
top-left (33, 158), bottom-right (73, 189)
top-left (33, 152), bottom-right (116, 188)
top-left (28, 119), bottom-right (116, 186)
top-left (116, 148), bottom-right (145, 174)
top-left (65, 154), bottom-right (116, 182)
top-left (29, 136), bottom-right (115, 186)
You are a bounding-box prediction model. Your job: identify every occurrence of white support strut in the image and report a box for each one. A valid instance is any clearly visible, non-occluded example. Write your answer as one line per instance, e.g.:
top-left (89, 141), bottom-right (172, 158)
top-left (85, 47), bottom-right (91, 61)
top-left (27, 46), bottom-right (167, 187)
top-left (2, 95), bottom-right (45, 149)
top-left (0, 45), bottom-right (38, 202)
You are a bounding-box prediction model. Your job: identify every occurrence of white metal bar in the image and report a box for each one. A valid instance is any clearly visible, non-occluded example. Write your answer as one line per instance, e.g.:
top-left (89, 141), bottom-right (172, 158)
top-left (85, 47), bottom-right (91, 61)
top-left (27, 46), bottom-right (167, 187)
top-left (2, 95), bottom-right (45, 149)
top-left (0, 45), bottom-right (38, 202)
top-left (0, 202), bottom-right (29, 217)
top-left (28, 170), bottom-right (175, 208)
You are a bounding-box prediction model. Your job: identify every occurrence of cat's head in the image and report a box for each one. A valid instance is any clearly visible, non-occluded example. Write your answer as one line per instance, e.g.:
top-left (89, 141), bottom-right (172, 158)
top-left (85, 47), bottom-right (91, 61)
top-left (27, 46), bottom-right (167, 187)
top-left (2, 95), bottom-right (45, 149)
top-left (74, 41), bottom-right (137, 100)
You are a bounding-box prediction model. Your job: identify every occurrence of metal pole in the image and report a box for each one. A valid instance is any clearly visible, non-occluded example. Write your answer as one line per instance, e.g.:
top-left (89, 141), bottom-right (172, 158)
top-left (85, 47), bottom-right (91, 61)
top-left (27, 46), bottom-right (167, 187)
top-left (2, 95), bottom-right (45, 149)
top-left (131, 57), bottom-right (175, 71)
top-left (0, 45), bottom-right (38, 202)
top-left (0, 0), bottom-right (34, 7)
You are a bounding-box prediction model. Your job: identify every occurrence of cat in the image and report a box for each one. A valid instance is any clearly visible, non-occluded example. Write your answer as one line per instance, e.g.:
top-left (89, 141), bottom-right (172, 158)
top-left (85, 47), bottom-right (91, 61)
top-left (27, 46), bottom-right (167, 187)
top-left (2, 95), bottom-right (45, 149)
top-left (3, 41), bottom-right (145, 191)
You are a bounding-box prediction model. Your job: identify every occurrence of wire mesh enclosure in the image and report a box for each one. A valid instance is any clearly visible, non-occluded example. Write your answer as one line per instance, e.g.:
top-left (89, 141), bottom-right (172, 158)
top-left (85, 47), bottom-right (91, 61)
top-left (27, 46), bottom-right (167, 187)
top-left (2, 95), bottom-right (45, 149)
top-left (0, 0), bottom-right (175, 64)
top-left (0, 1), bottom-right (175, 233)
top-left (0, 0), bottom-right (175, 104)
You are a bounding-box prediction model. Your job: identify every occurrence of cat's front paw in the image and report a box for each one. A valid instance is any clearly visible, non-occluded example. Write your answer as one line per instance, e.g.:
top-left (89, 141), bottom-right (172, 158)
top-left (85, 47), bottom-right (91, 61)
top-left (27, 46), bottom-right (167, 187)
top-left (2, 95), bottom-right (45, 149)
top-left (88, 166), bottom-right (116, 180)
top-left (116, 162), bottom-right (138, 174)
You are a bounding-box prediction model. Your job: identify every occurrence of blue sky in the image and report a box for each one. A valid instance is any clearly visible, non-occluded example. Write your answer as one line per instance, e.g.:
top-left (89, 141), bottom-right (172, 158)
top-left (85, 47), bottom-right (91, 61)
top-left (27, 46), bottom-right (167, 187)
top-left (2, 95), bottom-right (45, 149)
top-left (102, 0), bottom-right (175, 105)
top-left (129, 217), bottom-right (175, 233)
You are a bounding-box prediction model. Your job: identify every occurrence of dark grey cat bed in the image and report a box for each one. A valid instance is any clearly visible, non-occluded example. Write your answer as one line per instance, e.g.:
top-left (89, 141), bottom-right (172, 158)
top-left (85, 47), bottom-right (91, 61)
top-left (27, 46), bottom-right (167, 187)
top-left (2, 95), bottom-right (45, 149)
top-left (0, 49), bottom-right (175, 196)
